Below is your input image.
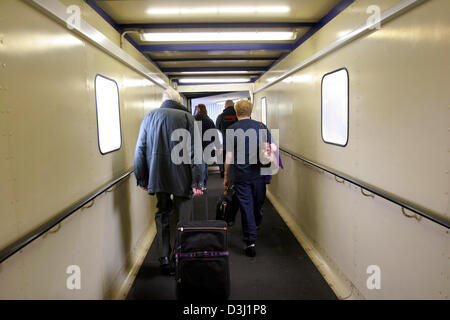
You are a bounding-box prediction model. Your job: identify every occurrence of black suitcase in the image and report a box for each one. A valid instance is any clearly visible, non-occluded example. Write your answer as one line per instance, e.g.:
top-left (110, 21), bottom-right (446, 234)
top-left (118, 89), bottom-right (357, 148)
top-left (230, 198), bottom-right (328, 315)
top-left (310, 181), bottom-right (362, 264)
top-left (175, 195), bottom-right (230, 300)
top-left (216, 187), bottom-right (239, 226)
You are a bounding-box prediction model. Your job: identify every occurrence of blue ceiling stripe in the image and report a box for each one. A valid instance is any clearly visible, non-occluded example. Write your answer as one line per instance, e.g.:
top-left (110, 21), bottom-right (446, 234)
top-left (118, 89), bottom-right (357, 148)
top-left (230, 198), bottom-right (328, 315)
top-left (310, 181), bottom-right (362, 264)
top-left (153, 57), bottom-right (277, 62)
top-left (162, 67), bottom-right (266, 72)
top-left (119, 22), bottom-right (317, 29)
top-left (169, 76), bottom-right (260, 80)
top-left (83, 0), bottom-right (122, 32)
top-left (174, 81), bottom-right (252, 86)
top-left (169, 76), bottom-right (260, 79)
top-left (292, 0), bottom-right (355, 51)
top-left (140, 43), bottom-right (293, 52)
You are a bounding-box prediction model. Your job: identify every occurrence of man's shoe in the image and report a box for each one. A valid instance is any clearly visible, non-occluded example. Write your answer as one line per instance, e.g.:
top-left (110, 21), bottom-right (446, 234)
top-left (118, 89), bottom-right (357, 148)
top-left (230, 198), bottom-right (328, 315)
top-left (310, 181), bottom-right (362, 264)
top-left (244, 244), bottom-right (256, 257)
top-left (159, 256), bottom-right (171, 275)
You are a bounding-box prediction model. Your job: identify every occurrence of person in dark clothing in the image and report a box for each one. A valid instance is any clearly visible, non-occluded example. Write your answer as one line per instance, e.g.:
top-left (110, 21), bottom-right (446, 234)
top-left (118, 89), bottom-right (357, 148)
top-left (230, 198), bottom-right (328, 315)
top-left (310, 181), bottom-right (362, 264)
top-left (223, 99), bottom-right (273, 258)
top-left (134, 88), bottom-right (204, 275)
top-left (215, 100), bottom-right (238, 178)
top-left (194, 104), bottom-right (216, 189)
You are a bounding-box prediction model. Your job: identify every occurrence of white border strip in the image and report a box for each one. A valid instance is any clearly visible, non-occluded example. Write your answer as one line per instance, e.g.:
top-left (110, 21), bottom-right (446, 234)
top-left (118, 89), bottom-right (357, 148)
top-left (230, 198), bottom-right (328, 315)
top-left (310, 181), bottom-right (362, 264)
top-left (27, 0), bottom-right (169, 89)
top-left (254, 0), bottom-right (427, 94)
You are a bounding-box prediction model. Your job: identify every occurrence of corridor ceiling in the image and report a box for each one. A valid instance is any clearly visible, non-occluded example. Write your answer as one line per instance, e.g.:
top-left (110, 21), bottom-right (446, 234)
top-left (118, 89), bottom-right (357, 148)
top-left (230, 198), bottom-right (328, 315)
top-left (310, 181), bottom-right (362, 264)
top-left (86, 0), bottom-right (354, 85)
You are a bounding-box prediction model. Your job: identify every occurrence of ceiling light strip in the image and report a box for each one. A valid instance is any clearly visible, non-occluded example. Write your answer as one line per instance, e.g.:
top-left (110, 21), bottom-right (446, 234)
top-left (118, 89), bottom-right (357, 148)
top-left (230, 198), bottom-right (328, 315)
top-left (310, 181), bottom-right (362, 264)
top-left (176, 71), bottom-right (259, 74)
top-left (153, 58), bottom-right (277, 62)
top-left (146, 6), bottom-right (291, 15)
top-left (161, 67), bottom-right (266, 72)
top-left (179, 78), bottom-right (251, 84)
top-left (119, 22), bottom-right (316, 29)
top-left (141, 31), bottom-right (296, 42)
top-left (140, 43), bottom-right (293, 52)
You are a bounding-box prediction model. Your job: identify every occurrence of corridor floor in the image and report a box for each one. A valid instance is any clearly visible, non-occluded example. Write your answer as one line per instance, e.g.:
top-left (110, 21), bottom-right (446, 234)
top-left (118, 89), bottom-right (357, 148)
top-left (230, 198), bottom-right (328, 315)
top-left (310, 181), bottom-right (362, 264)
top-left (127, 171), bottom-right (337, 300)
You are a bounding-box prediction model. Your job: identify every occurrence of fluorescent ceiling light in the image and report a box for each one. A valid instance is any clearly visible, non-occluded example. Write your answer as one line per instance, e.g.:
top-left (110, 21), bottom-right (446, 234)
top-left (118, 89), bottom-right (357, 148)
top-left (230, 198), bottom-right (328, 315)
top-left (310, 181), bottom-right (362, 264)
top-left (253, 6), bottom-right (290, 13)
top-left (179, 78), bottom-right (250, 83)
top-left (141, 31), bottom-right (296, 42)
top-left (147, 8), bottom-right (180, 15)
top-left (181, 8), bottom-right (219, 14)
top-left (217, 7), bottom-right (254, 14)
top-left (147, 6), bottom-right (290, 15)
top-left (178, 71), bottom-right (256, 75)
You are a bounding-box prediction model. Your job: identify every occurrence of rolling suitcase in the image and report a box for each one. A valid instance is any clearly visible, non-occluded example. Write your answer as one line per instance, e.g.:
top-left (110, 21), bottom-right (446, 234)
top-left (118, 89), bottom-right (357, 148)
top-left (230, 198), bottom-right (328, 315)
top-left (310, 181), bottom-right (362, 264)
top-left (216, 186), bottom-right (239, 226)
top-left (175, 193), bottom-right (230, 300)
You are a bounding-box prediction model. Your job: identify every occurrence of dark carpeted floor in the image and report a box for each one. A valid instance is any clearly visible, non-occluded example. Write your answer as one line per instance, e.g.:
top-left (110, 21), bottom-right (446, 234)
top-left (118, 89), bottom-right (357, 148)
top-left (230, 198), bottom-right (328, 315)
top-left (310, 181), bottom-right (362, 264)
top-left (126, 171), bottom-right (337, 300)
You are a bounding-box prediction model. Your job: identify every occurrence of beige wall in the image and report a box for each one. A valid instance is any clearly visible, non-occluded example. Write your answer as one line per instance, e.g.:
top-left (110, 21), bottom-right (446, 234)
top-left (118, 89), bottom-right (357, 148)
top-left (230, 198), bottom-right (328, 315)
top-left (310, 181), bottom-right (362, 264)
top-left (254, 0), bottom-right (449, 299)
top-left (0, 0), bottom-right (166, 299)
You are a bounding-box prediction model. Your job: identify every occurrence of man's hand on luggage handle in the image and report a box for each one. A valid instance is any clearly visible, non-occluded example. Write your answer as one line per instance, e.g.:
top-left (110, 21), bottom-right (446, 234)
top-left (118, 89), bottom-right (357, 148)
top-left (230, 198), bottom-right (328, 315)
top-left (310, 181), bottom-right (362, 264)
top-left (192, 185), bottom-right (204, 197)
top-left (223, 176), bottom-right (230, 190)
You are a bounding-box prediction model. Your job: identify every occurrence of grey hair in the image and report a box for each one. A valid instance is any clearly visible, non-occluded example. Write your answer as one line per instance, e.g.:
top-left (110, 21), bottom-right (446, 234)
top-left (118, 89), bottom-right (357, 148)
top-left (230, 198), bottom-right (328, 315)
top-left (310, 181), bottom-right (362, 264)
top-left (162, 88), bottom-right (182, 104)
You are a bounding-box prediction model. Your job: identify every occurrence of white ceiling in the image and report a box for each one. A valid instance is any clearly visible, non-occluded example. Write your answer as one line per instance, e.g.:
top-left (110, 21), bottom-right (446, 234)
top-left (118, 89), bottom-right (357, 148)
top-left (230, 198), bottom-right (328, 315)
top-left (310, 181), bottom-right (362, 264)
top-left (95, 0), bottom-right (342, 24)
top-left (90, 0), bottom-right (347, 85)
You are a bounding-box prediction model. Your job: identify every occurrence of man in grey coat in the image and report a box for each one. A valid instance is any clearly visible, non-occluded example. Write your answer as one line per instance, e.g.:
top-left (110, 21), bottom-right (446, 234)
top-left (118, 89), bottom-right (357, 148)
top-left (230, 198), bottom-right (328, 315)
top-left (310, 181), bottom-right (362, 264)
top-left (134, 88), bottom-right (204, 275)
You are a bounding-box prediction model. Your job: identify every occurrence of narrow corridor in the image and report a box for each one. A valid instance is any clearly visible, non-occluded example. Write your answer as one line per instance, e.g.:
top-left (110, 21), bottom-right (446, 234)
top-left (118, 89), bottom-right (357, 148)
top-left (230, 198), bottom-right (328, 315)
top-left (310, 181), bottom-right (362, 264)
top-left (127, 170), bottom-right (337, 300)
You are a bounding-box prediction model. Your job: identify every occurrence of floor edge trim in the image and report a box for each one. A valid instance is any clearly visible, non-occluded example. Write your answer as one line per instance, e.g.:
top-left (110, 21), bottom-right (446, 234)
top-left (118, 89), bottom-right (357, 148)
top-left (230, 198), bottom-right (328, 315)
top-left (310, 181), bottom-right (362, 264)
top-left (113, 223), bottom-right (157, 300)
top-left (266, 191), bottom-right (365, 300)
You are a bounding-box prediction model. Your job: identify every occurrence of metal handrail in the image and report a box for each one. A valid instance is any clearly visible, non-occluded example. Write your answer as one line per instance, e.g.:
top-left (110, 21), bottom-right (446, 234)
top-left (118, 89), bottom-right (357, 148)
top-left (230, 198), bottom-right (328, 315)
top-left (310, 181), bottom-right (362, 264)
top-left (278, 147), bottom-right (450, 229)
top-left (0, 169), bottom-right (134, 264)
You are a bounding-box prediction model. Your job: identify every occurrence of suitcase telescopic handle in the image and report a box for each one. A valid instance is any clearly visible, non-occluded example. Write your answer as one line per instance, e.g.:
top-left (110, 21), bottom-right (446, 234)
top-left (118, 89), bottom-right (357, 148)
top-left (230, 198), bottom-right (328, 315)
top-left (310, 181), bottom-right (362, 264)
top-left (203, 191), bottom-right (209, 220)
top-left (193, 191), bottom-right (209, 220)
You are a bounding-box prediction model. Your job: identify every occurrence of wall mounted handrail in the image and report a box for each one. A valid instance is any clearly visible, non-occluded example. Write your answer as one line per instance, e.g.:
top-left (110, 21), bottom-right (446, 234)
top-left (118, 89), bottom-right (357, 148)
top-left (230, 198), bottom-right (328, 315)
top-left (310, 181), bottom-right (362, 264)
top-left (278, 147), bottom-right (450, 229)
top-left (0, 169), bottom-right (134, 264)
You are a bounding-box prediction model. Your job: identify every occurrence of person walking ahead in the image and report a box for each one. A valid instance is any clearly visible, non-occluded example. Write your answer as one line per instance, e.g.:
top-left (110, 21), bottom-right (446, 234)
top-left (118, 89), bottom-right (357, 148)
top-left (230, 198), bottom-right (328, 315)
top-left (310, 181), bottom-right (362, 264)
top-left (223, 99), bottom-right (272, 258)
top-left (134, 88), bottom-right (204, 275)
top-left (194, 104), bottom-right (216, 189)
top-left (216, 100), bottom-right (238, 178)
